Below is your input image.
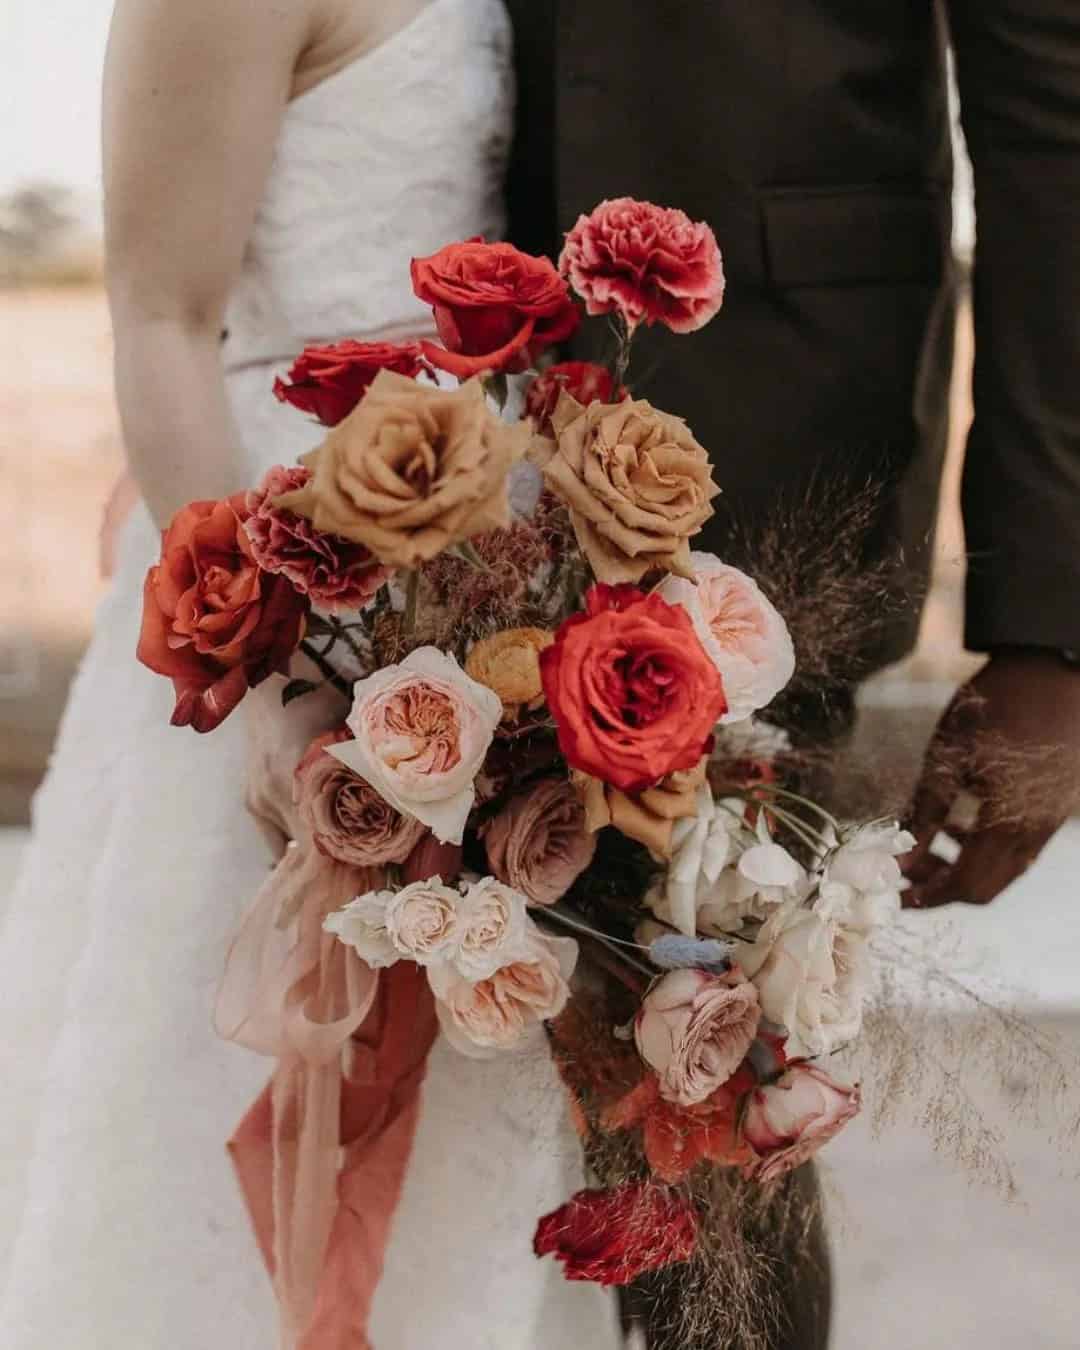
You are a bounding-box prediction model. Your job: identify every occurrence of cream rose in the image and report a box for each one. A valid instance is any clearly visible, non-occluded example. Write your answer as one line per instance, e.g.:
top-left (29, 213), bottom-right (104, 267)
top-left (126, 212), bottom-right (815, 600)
top-left (454, 876), bottom-right (528, 980)
top-left (428, 928), bottom-right (577, 1059)
top-left (634, 966), bottom-right (760, 1107)
top-left (743, 1064), bottom-right (861, 1184)
top-left (538, 393), bottom-right (719, 584)
top-left (323, 891), bottom-right (399, 969)
top-left (657, 553), bottom-right (794, 722)
top-left (330, 646), bottom-right (502, 844)
top-left (384, 877), bottom-right (462, 965)
top-left (735, 892), bottom-right (872, 1060)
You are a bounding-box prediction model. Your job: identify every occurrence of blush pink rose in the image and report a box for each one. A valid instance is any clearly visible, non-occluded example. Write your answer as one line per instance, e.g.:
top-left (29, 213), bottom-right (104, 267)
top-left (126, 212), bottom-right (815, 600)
top-left (634, 966), bottom-right (760, 1107)
top-left (295, 728), bottom-right (426, 866)
top-left (329, 646), bottom-right (502, 845)
top-left (245, 466), bottom-right (392, 612)
top-left (481, 776), bottom-right (597, 907)
top-left (657, 553), bottom-right (794, 723)
top-left (427, 928), bottom-right (577, 1059)
top-left (742, 1064), bottom-right (861, 1184)
top-left (384, 878), bottom-right (463, 966)
top-left (559, 198), bottom-right (725, 334)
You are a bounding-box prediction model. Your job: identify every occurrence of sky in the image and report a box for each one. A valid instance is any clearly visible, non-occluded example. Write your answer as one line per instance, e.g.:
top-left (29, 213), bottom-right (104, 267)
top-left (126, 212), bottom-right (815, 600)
top-left (1, 0), bottom-right (114, 215)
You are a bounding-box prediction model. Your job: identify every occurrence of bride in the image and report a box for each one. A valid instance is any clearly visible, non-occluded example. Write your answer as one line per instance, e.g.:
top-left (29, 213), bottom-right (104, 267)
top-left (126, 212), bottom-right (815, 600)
top-left (0, 1), bottom-right (621, 1345)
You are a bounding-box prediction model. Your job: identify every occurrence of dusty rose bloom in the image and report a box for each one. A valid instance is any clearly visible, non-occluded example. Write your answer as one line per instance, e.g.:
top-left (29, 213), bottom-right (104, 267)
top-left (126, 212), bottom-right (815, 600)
top-left (245, 465), bottom-right (391, 612)
top-left (635, 966), bottom-right (760, 1107)
top-left (482, 776), bottom-right (597, 907)
top-left (559, 198), bottom-right (725, 334)
top-left (742, 1064), bottom-right (861, 1183)
top-left (295, 729), bottom-right (426, 866)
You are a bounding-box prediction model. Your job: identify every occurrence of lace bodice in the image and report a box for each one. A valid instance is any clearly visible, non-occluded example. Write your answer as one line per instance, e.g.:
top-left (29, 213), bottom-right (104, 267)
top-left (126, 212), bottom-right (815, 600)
top-left (223, 0), bottom-right (513, 374)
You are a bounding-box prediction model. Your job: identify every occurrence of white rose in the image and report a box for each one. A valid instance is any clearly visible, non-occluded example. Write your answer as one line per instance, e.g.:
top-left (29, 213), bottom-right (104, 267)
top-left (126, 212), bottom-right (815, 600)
top-left (697, 839), bottom-right (808, 937)
top-left (647, 786), bottom-right (739, 935)
top-left (429, 926), bottom-right (578, 1059)
top-left (735, 895), bottom-right (870, 1060)
top-left (323, 891), bottom-right (399, 969)
top-left (821, 821), bottom-right (915, 917)
top-left (329, 646), bottom-right (502, 845)
top-left (657, 553), bottom-right (795, 723)
top-left (384, 878), bottom-right (462, 966)
top-left (454, 876), bottom-right (528, 981)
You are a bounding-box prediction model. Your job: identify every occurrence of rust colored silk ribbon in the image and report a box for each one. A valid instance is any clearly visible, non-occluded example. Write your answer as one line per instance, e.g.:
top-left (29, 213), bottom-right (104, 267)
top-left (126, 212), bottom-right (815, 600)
top-left (216, 844), bottom-right (437, 1347)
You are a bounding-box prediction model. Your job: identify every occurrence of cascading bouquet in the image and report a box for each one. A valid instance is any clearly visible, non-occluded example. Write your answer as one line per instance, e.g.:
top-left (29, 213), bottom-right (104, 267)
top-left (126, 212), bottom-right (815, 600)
top-left (137, 198), bottom-right (913, 1347)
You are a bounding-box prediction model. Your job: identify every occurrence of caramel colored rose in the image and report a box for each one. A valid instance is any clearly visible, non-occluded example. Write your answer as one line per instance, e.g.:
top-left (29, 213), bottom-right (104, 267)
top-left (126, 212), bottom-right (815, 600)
top-left (275, 369), bottom-right (529, 569)
top-left (465, 627), bottom-right (554, 719)
top-left (577, 758), bottom-right (708, 860)
top-left (537, 393), bottom-right (719, 583)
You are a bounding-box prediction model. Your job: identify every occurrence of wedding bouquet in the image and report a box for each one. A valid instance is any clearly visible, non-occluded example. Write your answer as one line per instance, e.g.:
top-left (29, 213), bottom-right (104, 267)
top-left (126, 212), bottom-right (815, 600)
top-left (137, 199), bottom-right (914, 1346)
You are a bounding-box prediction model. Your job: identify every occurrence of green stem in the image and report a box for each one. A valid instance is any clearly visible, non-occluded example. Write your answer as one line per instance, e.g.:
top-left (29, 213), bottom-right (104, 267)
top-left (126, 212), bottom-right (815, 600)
top-left (299, 639), bottom-right (352, 701)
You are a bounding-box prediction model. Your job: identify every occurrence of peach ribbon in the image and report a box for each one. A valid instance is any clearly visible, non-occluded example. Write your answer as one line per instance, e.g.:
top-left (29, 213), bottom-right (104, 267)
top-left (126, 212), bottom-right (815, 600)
top-left (215, 843), bottom-right (437, 1347)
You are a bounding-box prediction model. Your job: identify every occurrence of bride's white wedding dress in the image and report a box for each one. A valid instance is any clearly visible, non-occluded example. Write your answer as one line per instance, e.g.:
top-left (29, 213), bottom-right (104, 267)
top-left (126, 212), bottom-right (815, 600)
top-left (0, 3), bottom-right (621, 1345)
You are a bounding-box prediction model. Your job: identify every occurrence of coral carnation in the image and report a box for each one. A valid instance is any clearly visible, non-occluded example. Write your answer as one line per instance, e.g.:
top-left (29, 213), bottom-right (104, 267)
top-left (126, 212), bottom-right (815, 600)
top-left (559, 197), bottom-right (725, 334)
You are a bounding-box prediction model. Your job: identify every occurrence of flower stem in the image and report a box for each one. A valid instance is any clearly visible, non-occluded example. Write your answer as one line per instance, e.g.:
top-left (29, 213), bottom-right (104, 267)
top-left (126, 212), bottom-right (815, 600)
top-left (403, 570), bottom-right (420, 635)
top-left (299, 638), bottom-right (352, 701)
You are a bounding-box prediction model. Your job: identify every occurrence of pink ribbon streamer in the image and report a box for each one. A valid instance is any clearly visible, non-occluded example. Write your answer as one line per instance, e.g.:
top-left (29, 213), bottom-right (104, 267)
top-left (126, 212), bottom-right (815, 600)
top-left (215, 843), bottom-right (437, 1346)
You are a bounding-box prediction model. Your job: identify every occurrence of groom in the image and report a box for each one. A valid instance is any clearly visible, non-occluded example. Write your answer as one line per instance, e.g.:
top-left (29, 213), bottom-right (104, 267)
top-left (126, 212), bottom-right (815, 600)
top-left (504, 1), bottom-right (1080, 924)
top-left (503, 0), bottom-right (1080, 1344)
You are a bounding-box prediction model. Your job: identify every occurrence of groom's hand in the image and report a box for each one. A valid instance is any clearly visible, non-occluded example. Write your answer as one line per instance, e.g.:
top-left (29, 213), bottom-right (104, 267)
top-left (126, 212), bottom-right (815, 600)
top-left (901, 648), bottom-right (1080, 908)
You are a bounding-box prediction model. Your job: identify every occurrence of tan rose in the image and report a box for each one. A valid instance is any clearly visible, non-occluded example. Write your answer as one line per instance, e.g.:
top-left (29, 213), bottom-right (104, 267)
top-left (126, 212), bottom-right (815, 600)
top-left (465, 627), bottom-right (554, 720)
top-left (577, 758), bottom-right (707, 860)
top-left (275, 369), bottom-right (529, 568)
top-left (537, 392), bottom-right (720, 583)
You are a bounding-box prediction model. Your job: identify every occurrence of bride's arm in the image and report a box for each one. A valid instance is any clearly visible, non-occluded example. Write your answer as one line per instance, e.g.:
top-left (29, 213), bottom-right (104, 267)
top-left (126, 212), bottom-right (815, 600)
top-left (102, 0), bottom-right (315, 526)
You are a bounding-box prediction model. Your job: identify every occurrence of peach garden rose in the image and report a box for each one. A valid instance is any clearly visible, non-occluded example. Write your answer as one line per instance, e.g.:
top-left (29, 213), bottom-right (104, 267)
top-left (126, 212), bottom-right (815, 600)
top-left (329, 646), bottom-right (502, 844)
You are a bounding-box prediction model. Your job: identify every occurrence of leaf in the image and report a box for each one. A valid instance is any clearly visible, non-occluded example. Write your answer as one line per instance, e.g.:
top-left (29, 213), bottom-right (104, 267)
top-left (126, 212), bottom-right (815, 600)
top-left (281, 678), bottom-right (319, 707)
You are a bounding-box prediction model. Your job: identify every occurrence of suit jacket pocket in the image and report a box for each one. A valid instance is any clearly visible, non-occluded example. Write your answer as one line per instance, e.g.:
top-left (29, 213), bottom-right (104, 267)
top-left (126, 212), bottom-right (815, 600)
top-left (760, 184), bottom-right (950, 288)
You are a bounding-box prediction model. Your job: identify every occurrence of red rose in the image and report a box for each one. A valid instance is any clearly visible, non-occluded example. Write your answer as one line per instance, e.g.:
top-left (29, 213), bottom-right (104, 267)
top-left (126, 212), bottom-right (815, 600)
top-left (245, 465), bottom-right (391, 611)
top-left (559, 198), bottom-right (725, 334)
top-left (539, 584), bottom-right (728, 792)
top-left (137, 495), bottom-right (308, 733)
top-left (273, 340), bottom-right (426, 426)
top-left (524, 361), bottom-right (625, 436)
top-left (533, 1183), bottom-right (697, 1286)
top-left (411, 237), bottom-right (580, 378)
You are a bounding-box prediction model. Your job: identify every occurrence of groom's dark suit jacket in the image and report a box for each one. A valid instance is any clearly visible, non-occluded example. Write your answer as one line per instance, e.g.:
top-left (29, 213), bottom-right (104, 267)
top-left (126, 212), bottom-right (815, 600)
top-left (503, 0), bottom-right (1080, 662)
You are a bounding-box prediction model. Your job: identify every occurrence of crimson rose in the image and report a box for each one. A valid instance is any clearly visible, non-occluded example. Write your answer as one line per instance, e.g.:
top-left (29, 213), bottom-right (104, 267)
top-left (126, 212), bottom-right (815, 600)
top-left (539, 584), bottom-right (728, 792)
top-left (533, 1183), bottom-right (697, 1286)
top-left (411, 237), bottom-right (580, 378)
top-left (137, 495), bottom-right (308, 732)
top-left (273, 340), bottom-right (426, 426)
top-left (524, 361), bottom-right (625, 436)
top-left (559, 197), bottom-right (725, 334)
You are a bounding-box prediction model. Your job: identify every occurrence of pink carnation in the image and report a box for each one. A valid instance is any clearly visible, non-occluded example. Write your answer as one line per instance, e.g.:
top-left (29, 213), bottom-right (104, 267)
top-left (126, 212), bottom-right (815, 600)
top-left (244, 465), bottom-right (391, 612)
top-left (559, 197), bottom-right (725, 335)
